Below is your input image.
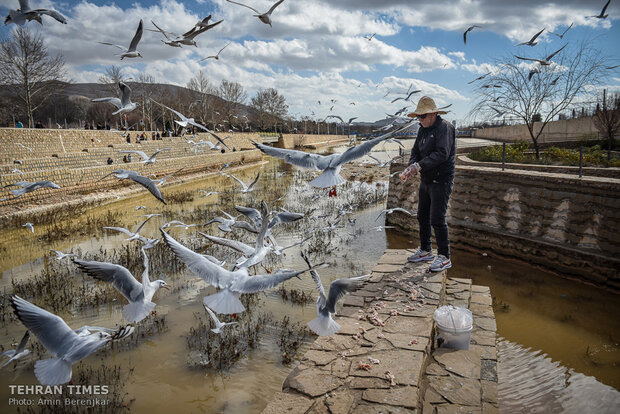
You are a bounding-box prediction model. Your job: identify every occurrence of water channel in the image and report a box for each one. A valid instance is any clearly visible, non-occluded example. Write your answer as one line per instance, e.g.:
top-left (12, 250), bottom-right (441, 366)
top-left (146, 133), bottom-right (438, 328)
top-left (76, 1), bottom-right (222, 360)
top-left (1, 152), bottom-right (618, 413)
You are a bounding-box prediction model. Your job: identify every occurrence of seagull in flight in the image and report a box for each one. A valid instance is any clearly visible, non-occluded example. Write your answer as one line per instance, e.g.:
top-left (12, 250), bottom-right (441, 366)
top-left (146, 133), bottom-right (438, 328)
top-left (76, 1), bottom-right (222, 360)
top-left (1, 330), bottom-right (30, 367)
top-left (252, 119), bottom-right (416, 188)
top-left (4, 0), bottom-right (67, 26)
top-left (120, 148), bottom-right (170, 165)
top-left (391, 89), bottom-right (421, 103)
top-left (49, 250), bottom-right (75, 260)
top-left (203, 305), bottom-right (238, 334)
top-left (515, 28), bottom-right (545, 46)
top-left (467, 72), bottom-right (491, 84)
top-left (92, 82), bottom-right (139, 115)
top-left (161, 229), bottom-right (323, 314)
top-left (150, 16), bottom-right (222, 48)
top-left (364, 33), bottom-right (376, 41)
top-left (97, 169), bottom-right (166, 204)
top-left (73, 248), bottom-right (169, 323)
top-left (463, 25), bottom-right (480, 44)
top-left (204, 210), bottom-right (239, 232)
top-left (199, 42), bottom-right (231, 61)
top-left (152, 100), bottom-right (230, 150)
top-left (5, 180), bottom-right (61, 198)
top-left (589, 0), bottom-right (611, 18)
top-left (551, 22), bottom-right (573, 39)
top-left (10, 295), bottom-right (134, 385)
top-left (301, 252), bottom-right (370, 336)
top-left (103, 214), bottom-right (160, 243)
top-left (375, 207), bottom-right (413, 222)
top-left (225, 172), bottom-right (260, 193)
top-left (153, 167), bottom-right (185, 186)
top-left (98, 19), bottom-right (143, 59)
top-left (226, 0), bottom-right (285, 27)
top-left (515, 44), bottom-right (567, 66)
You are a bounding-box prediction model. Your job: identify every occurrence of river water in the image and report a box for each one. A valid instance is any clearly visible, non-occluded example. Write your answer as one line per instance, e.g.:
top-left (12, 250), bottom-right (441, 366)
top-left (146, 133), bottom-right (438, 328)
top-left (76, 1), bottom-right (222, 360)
top-left (1, 153), bottom-right (618, 413)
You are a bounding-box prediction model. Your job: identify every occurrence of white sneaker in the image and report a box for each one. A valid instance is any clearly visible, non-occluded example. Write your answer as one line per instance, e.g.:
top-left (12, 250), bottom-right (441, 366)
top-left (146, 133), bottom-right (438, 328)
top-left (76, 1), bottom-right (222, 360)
top-left (408, 247), bottom-right (435, 263)
top-left (430, 255), bottom-right (452, 272)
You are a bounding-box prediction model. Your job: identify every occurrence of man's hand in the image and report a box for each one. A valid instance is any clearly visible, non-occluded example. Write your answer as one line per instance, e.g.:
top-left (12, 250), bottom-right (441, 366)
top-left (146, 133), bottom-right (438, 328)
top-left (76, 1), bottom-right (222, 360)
top-left (399, 163), bottom-right (419, 182)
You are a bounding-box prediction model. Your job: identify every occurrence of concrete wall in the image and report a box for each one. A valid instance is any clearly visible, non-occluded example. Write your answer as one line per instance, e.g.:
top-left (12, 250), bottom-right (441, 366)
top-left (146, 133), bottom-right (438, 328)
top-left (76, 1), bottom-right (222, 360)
top-left (472, 117), bottom-right (599, 143)
top-left (386, 162), bottom-right (620, 290)
top-left (0, 127), bottom-right (264, 207)
top-left (280, 134), bottom-right (349, 149)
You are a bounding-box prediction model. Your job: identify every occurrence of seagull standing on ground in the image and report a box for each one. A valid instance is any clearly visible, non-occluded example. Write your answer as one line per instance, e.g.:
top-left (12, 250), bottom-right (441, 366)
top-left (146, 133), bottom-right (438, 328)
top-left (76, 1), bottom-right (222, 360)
top-left (4, 0), bottom-right (67, 26)
top-left (301, 252), bottom-right (370, 336)
top-left (98, 19), bottom-right (143, 59)
top-left (73, 248), bottom-right (169, 323)
top-left (92, 82), bottom-right (139, 115)
top-left (226, 0), bottom-right (285, 27)
top-left (10, 295), bottom-right (134, 385)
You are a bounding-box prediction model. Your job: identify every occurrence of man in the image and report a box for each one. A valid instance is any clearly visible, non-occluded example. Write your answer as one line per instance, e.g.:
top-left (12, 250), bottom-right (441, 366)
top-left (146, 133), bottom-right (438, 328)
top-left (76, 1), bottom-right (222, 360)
top-left (400, 96), bottom-right (455, 272)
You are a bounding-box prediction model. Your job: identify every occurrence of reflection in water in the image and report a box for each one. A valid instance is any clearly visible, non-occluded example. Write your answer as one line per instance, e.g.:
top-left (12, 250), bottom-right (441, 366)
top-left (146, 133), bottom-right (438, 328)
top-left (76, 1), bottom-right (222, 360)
top-left (498, 339), bottom-right (620, 413)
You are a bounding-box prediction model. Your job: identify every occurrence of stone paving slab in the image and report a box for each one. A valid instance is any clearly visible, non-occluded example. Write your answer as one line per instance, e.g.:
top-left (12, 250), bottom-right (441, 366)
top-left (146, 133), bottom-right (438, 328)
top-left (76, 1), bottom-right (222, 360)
top-left (263, 251), bottom-right (499, 414)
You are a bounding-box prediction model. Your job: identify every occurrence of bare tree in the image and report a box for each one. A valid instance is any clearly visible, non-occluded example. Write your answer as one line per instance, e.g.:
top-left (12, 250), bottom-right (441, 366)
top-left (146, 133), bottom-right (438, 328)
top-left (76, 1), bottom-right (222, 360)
top-left (136, 73), bottom-right (158, 131)
top-left (217, 79), bottom-right (247, 131)
top-left (187, 70), bottom-right (217, 128)
top-left (250, 87), bottom-right (288, 132)
top-left (593, 89), bottom-right (620, 160)
top-left (469, 40), bottom-right (610, 158)
top-left (0, 27), bottom-right (67, 128)
top-left (98, 65), bottom-right (125, 95)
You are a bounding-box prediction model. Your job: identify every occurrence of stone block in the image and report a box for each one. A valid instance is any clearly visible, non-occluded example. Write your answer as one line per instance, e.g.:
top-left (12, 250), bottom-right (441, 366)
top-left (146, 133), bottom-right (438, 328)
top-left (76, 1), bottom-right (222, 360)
top-left (260, 392), bottom-right (314, 414)
top-left (284, 366), bottom-right (344, 398)
top-left (428, 376), bottom-right (481, 406)
top-left (433, 349), bottom-right (481, 379)
top-left (361, 387), bottom-right (419, 409)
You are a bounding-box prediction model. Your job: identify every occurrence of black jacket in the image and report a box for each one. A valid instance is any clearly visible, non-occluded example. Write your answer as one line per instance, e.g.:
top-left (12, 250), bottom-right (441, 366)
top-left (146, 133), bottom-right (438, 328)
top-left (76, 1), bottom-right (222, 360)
top-left (407, 116), bottom-right (455, 183)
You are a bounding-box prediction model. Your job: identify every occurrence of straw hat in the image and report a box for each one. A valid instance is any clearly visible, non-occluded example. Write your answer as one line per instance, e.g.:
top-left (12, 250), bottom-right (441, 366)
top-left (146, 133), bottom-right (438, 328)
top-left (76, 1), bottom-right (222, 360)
top-left (407, 96), bottom-right (448, 117)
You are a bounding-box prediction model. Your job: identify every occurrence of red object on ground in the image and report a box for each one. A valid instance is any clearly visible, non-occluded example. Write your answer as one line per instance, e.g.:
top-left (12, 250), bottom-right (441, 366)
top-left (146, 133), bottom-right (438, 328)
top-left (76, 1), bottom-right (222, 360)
top-left (328, 187), bottom-right (337, 197)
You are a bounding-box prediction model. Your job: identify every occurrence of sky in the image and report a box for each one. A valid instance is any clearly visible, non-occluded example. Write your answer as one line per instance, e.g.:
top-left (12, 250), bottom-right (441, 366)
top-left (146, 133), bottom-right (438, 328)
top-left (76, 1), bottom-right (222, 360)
top-left (0, 0), bottom-right (619, 125)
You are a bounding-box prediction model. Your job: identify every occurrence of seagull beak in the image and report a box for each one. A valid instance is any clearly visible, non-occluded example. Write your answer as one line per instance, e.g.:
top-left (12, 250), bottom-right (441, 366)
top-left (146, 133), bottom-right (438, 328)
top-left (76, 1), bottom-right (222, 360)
top-left (163, 285), bottom-right (170, 290)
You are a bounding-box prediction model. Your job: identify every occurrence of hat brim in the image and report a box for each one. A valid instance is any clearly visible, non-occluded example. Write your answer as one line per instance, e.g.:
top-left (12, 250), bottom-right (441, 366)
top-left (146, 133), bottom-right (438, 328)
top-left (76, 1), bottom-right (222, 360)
top-left (407, 110), bottom-right (448, 118)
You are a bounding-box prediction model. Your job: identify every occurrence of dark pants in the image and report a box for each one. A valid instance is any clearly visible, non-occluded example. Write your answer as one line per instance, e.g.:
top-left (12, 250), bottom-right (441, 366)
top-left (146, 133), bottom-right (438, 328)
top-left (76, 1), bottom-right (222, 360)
top-left (417, 179), bottom-right (453, 258)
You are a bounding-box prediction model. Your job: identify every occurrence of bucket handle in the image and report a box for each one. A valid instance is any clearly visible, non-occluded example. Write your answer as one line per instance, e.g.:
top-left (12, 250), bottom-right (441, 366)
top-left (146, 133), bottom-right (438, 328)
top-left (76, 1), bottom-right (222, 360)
top-left (448, 307), bottom-right (458, 334)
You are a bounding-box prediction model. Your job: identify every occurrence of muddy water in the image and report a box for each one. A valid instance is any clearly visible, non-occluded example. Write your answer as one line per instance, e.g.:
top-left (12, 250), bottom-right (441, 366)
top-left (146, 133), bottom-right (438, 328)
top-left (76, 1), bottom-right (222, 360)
top-left (0, 158), bottom-right (391, 413)
top-left (2, 153), bottom-right (619, 413)
top-left (387, 231), bottom-right (620, 410)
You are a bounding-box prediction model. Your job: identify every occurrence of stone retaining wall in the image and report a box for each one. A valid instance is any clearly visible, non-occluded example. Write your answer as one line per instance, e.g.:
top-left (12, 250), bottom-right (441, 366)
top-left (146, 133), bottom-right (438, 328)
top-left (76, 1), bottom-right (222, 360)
top-left (472, 117), bottom-right (599, 143)
top-left (280, 134), bottom-right (348, 149)
top-left (386, 162), bottom-right (620, 290)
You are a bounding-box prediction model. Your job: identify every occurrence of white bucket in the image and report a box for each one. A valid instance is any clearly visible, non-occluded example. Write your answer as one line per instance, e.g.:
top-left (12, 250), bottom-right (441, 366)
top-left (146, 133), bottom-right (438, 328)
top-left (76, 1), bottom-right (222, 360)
top-left (434, 305), bottom-right (473, 350)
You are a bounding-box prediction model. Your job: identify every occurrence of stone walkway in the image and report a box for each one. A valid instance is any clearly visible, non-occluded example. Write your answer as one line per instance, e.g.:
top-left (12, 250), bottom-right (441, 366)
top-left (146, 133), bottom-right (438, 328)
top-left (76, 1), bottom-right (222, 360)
top-left (262, 249), bottom-right (498, 413)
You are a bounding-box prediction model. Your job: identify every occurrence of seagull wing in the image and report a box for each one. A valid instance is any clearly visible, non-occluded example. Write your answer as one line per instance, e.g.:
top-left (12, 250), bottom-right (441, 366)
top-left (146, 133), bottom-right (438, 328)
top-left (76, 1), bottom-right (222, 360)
top-left (230, 268), bottom-right (305, 294)
top-left (235, 205), bottom-right (262, 226)
top-left (514, 55), bottom-right (540, 62)
top-left (246, 172), bottom-right (261, 190)
top-left (11, 295), bottom-right (79, 358)
top-left (148, 148), bottom-right (170, 161)
top-left (334, 133), bottom-right (393, 167)
top-left (545, 44), bottom-right (566, 61)
top-left (252, 141), bottom-right (328, 170)
top-left (529, 28), bottom-right (545, 43)
top-left (73, 259), bottom-right (143, 302)
top-left (134, 215), bottom-right (156, 233)
top-left (150, 20), bottom-right (172, 40)
top-left (268, 211), bottom-right (304, 230)
top-left (92, 97), bottom-right (122, 109)
top-left (32, 9), bottom-right (67, 24)
top-left (97, 42), bottom-right (127, 51)
top-left (129, 174), bottom-right (167, 204)
top-left (120, 150), bottom-right (148, 161)
top-left (601, 0), bottom-right (611, 16)
top-left (267, 0), bottom-right (285, 15)
top-left (203, 304), bottom-right (221, 325)
top-left (325, 274), bottom-right (371, 313)
top-left (226, 0), bottom-right (260, 14)
top-left (119, 82), bottom-right (132, 107)
top-left (160, 230), bottom-right (234, 288)
top-left (301, 252), bottom-right (327, 308)
top-left (200, 233), bottom-right (255, 256)
top-left (152, 100), bottom-right (188, 123)
top-left (226, 173), bottom-right (249, 191)
top-left (15, 330), bottom-right (30, 354)
top-left (128, 19), bottom-right (143, 52)
top-left (103, 226), bottom-right (134, 237)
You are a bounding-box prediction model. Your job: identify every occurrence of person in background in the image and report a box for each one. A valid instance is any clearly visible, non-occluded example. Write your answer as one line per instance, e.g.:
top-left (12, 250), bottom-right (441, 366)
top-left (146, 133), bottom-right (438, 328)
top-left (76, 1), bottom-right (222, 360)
top-left (107, 157), bottom-right (113, 165)
top-left (400, 96), bottom-right (455, 272)
top-left (15, 120), bottom-right (23, 128)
